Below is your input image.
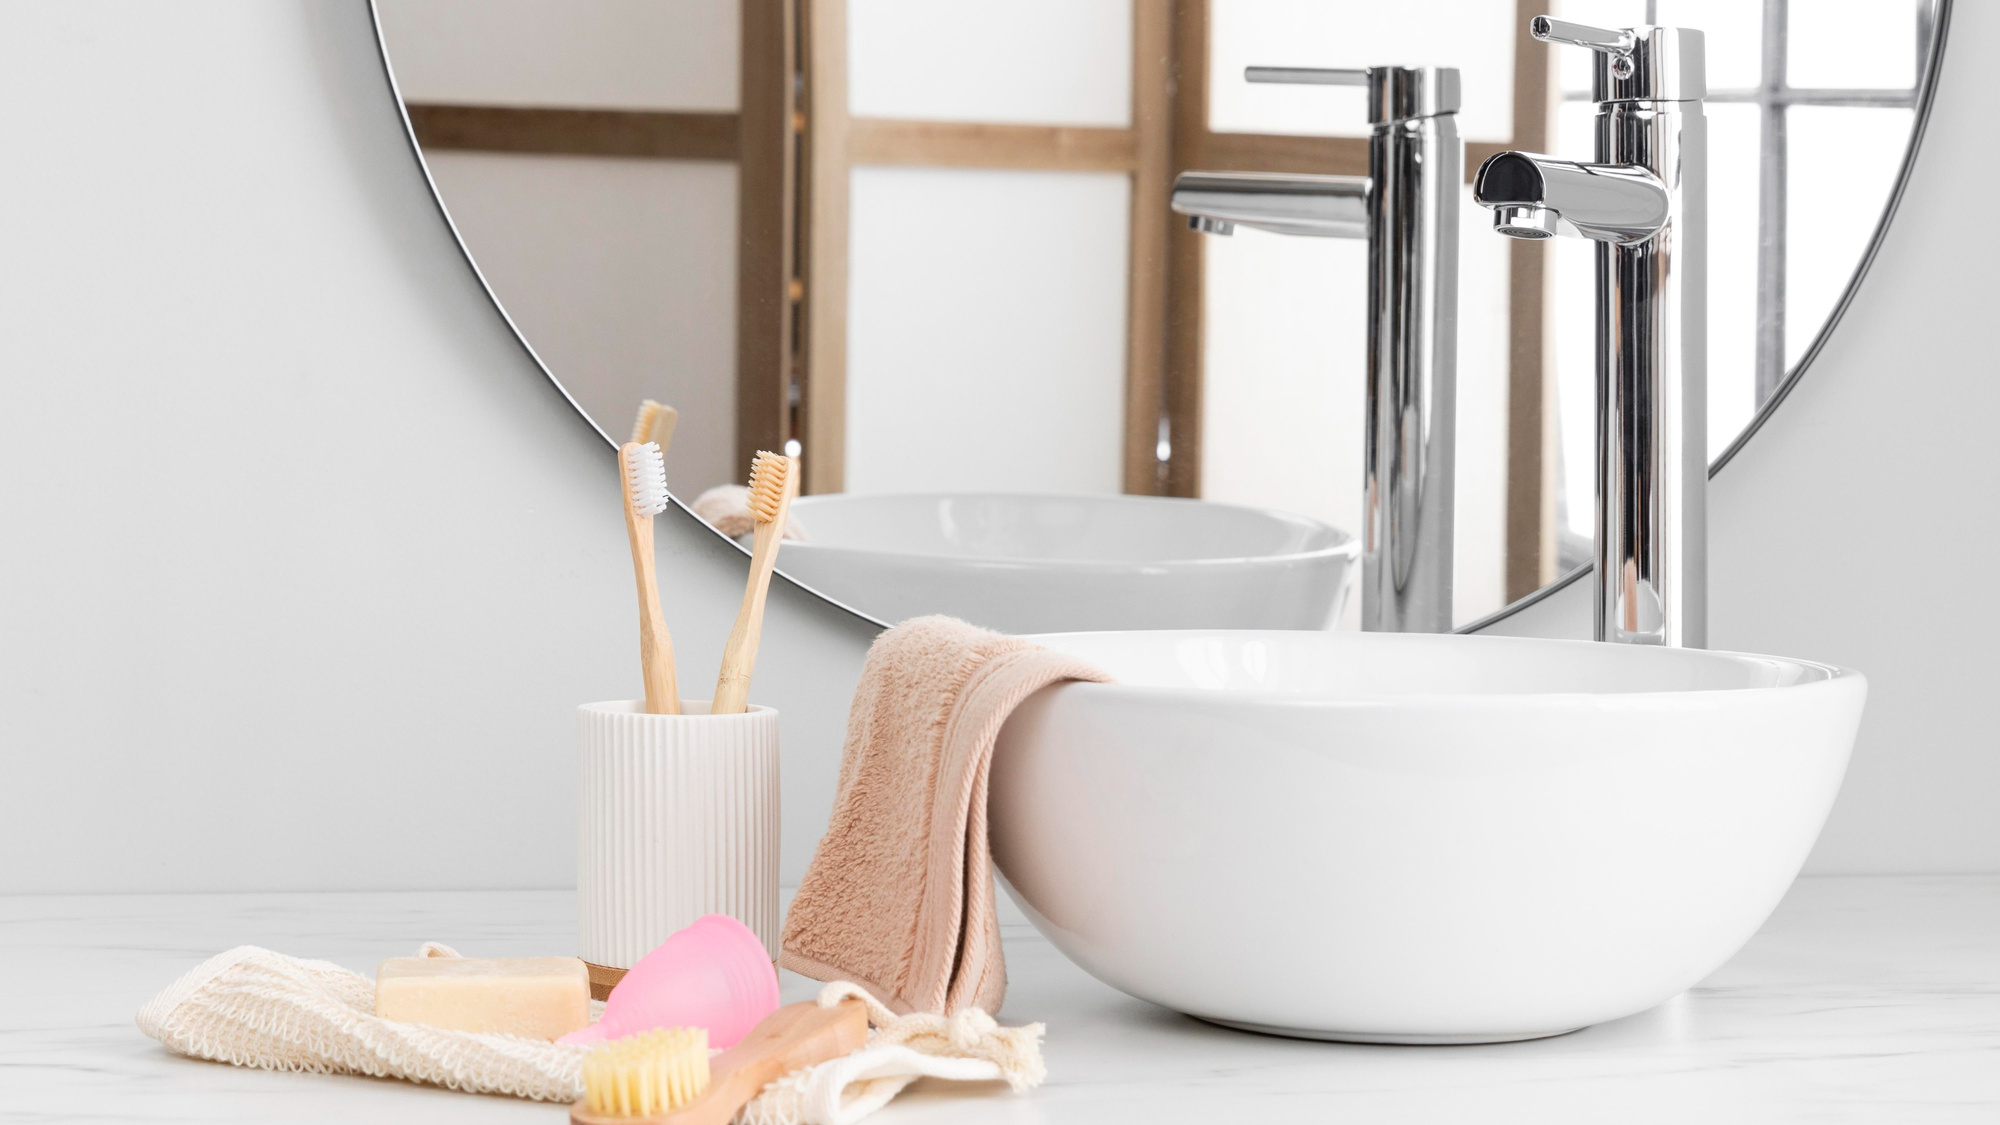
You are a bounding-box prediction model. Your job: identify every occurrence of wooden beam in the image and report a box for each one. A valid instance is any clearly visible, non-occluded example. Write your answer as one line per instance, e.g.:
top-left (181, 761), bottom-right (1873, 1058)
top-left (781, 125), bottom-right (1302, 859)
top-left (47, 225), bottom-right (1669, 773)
top-left (1162, 0), bottom-right (1208, 498)
top-left (800, 0), bottom-right (850, 495)
top-left (1504, 0), bottom-right (1558, 600)
top-left (1189, 131), bottom-right (1366, 178)
top-left (1189, 130), bottom-right (1507, 183)
top-left (1466, 141), bottom-right (1511, 180)
top-left (404, 104), bottom-right (739, 161)
top-left (848, 118), bottom-right (1137, 171)
top-left (1122, 0), bottom-right (1173, 496)
top-left (736, 0), bottom-right (796, 471)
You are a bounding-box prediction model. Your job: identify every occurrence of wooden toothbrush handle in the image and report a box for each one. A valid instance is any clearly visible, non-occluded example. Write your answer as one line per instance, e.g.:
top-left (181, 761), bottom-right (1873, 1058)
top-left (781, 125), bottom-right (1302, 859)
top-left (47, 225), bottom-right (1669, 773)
top-left (624, 506), bottom-right (680, 716)
top-left (711, 519), bottom-right (780, 715)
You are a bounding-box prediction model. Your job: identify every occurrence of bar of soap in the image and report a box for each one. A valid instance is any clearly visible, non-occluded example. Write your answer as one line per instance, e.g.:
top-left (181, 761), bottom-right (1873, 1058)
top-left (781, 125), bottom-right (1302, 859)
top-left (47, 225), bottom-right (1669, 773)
top-left (374, 956), bottom-right (590, 1040)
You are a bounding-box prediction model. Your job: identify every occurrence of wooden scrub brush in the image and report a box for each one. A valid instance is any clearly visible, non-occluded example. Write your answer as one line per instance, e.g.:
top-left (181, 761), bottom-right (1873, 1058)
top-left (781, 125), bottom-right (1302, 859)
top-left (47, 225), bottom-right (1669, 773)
top-left (570, 1000), bottom-right (867, 1125)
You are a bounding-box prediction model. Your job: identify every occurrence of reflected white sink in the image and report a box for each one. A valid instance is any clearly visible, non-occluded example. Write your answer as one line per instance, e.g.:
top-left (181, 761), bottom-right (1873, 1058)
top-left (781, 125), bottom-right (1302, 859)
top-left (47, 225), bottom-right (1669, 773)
top-left (772, 493), bottom-right (1356, 633)
top-left (990, 631), bottom-right (1865, 1043)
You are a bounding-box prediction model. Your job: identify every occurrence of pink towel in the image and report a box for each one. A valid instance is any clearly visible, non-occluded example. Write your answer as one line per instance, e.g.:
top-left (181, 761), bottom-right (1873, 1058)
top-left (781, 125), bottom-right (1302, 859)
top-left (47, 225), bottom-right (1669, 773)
top-left (780, 617), bottom-right (1112, 1015)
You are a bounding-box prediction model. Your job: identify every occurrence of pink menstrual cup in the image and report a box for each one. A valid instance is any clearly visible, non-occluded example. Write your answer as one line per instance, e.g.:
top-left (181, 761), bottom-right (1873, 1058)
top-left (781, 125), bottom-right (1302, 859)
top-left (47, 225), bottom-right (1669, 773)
top-left (558, 914), bottom-right (779, 1048)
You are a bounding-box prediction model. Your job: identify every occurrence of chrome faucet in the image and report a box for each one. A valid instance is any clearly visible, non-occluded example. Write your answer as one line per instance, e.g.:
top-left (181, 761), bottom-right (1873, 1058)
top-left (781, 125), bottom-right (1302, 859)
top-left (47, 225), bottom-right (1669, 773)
top-left (1172, 66), bottom-right (1460, 634)
top-left (1475, 17), bottom-right (1707, 648)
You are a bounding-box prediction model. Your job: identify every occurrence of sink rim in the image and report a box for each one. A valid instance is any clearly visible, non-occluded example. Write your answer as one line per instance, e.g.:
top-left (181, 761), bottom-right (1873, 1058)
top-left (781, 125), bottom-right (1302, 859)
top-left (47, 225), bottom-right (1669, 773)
top-left (782, 491), bottom-right (1359, 572)
top-left (1016, 628), bottom-right (1860, 704)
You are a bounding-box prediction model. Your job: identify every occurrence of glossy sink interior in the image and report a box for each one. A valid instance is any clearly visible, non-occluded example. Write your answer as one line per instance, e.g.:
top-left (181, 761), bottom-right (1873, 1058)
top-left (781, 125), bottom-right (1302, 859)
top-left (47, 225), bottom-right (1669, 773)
top-left (990, 631), bottom-right (1866, 1043)
top-left (772, 493), bottom-right (1356, 633)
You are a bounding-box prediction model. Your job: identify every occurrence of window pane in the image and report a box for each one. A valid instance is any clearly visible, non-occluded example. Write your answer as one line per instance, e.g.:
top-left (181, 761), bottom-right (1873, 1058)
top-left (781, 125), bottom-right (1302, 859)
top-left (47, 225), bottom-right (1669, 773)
top-left (1655, 0), bottom-right (1763, 90)
top-left (1789, 0), bottom-right (1922, 90)
top-left (1556, 2), bottom-right (1760, 93)
top-left (1553, 1), bottom-right (1647, 94)
top-left (848, 0), bottom-right (1132, 126)
top-left (376, 0), bottom-right (739, 110)
top-left (1549, 102), bottom-right (1596, 541)
top-left (1786, 106), bottom-right (1913, 367)
top-left (846, 168), bottom-right (1131, 494)
top-left (1706, 102), bottom-right (1761, 455)
top-left (1200, 233), bottom-right (1367, 608)
top-left (1208, 0), bottom-right (1515, 142)
top-left (1199, 185), bottom-right (1513, 627)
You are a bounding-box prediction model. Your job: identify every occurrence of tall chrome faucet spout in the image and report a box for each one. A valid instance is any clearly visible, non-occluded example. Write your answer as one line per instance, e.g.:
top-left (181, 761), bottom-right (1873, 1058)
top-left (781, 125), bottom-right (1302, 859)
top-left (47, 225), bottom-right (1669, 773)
top-left (1174, 64), bottom-right (1461, 635)
top-left (1476, 18), bottom-right (1708, 648)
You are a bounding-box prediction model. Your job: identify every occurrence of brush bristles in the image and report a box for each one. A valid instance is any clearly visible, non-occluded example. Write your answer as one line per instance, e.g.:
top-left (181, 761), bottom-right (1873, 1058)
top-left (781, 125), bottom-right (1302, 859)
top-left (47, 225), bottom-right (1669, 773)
top-left (625, 442), bottom-right (669, 517)
top-left (582, 1027), bottom-right (711, 1117)
top-left (746, 452), bottom-right (789, 524)
top-left (631, 400), bottom-right (665, 445)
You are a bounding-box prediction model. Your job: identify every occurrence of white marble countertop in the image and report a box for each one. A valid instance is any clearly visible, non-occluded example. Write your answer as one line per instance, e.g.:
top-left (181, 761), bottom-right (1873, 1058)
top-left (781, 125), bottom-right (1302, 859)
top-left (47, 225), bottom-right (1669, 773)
top-left (4, 875), bottom-right (1995, 1123)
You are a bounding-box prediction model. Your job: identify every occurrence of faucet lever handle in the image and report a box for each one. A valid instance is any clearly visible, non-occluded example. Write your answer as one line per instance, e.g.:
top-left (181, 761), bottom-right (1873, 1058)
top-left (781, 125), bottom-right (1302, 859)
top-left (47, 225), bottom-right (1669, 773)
top-left (1244, 66), bottom-right (1370, 87)
top-left (1530, 15), bottom-right (1638, 76)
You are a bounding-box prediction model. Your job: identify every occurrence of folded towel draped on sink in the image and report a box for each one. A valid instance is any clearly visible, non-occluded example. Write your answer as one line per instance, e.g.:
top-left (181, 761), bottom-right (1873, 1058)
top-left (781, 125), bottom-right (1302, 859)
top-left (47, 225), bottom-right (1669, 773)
top-left (780, 616), bottom-right (1112, 1015)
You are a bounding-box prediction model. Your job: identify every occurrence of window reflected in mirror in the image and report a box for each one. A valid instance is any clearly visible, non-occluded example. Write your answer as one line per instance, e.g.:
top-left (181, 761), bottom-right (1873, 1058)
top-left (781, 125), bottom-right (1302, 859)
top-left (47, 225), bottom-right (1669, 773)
top-left (375, 0), bottom-right (1942, 631)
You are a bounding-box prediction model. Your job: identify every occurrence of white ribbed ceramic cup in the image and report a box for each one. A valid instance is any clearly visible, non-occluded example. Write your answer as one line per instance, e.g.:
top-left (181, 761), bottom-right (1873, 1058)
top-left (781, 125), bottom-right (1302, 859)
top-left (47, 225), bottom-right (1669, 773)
top-left (577, 700), bottom-right (780, 972)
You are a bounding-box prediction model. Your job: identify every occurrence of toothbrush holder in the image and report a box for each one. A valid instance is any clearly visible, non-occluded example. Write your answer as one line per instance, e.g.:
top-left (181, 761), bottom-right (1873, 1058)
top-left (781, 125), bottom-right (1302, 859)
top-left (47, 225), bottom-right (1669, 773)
top-left (576, 700), bottom-right (780, 999)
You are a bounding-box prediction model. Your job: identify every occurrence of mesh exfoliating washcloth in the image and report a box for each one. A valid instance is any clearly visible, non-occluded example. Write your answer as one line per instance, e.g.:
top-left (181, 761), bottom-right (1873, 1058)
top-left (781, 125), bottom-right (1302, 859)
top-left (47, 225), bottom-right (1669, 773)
top-left (136, 944), bottom-right (1043, 1123)
top-left (135, 942), bottom-right (588, 1101)
top-left (743, 982), bottom-right (1046, 1125)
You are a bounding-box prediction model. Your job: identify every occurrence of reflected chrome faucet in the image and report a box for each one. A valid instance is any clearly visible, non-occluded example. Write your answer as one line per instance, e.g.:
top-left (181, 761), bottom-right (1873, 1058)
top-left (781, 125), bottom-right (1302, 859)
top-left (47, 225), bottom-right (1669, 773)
top-left (1173, 65), bottom-right (1460, 634)
top-left (1476, 17), bottom-right (1707, 648)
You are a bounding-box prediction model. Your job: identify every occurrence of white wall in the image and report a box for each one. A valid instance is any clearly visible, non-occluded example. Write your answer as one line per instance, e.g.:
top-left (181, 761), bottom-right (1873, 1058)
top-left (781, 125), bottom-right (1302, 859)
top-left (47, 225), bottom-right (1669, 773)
top-left (0, 0), bottom-right (876, 894)
top-left (2, 0), bottom-right (1994, 896)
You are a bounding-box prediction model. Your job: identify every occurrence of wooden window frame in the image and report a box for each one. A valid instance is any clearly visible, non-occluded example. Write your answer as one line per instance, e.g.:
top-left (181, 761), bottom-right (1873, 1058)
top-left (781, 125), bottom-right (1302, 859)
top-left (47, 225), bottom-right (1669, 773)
top-left (401, 0), bottom-right (1559, 594)
top-left (795, 0), bottom-right (1557, 599)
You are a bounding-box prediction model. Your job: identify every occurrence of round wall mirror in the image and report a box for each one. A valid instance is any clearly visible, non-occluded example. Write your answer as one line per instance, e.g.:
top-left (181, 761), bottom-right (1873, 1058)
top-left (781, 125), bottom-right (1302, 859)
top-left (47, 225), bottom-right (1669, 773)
top-left (373, 0), bottom-right (1944, 634)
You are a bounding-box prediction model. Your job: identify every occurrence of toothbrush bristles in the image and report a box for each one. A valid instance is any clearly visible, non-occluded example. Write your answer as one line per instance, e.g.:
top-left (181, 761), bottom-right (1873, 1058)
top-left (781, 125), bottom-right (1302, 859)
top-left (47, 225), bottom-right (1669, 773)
top-left (631, 400), bottom-right (663, 445)
top-left (747, 451), bottom-right (789, 523)
top-left (625, 442), bottom-right (669, 517)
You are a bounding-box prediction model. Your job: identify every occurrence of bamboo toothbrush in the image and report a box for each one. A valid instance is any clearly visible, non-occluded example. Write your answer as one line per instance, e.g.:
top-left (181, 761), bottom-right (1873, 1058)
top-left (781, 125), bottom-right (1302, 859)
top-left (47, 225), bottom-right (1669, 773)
top-left (570, 1000), bottom-right (867, 1125)
top-left (631, 399), bottom-right (679, 451)
top-left (710, 451), bottom-right (798, 715)
top-left (619, 441), bottom-right (680, 715)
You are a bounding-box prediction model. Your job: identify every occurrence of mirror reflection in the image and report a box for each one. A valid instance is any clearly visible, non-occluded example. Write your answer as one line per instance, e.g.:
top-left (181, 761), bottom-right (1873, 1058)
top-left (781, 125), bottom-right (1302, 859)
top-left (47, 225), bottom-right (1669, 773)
top-left (375, 0), bottom-right (1939, 633)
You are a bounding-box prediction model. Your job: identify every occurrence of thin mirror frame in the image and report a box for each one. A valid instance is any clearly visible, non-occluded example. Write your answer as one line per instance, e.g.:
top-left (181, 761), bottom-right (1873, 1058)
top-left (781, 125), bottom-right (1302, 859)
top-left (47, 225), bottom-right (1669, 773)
top-left (365, 1), bottom-right (1952, 636)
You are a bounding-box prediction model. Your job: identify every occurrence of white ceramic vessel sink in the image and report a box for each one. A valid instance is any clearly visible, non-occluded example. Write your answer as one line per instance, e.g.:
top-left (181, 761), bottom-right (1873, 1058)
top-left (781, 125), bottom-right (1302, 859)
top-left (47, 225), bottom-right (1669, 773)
top-left (990, 631), bottom-right (1865, 1043)
top-left (772, 493), bottom-right (1356, 633)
